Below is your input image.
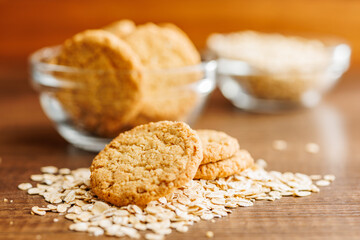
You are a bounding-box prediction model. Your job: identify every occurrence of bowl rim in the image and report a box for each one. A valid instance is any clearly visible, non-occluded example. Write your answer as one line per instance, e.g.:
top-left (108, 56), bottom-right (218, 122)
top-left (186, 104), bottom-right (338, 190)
top-left (29, 45), bottom-right (217, 74)
top-left (215, 43), bottom-right (351, 77)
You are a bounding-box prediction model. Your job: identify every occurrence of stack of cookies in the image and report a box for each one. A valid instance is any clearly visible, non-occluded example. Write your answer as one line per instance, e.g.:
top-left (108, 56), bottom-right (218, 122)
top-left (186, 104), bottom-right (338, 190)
top-left (52, 20), bottom-right (202, 137)
top-left (90, 121), bottom-right (253, 206)
top-left (195, 130), bottom-right (253, 180)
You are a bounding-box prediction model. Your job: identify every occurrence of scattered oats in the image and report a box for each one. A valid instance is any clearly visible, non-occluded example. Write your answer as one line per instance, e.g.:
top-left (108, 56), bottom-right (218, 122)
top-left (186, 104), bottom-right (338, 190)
top-left (294, 191), bottom-right (312, 197)
top-left (59, 168), bottom-right (71, 175)
top-left (75, 200), bottom-right (86, 207)
top-left (92, 201), bottom-right (110, 214)
top-left (256, 159), bottom-right (267, 168)
top-left (121, 226), bottom-right (140, 238)
top-left (20, 164), bottom-right (334, 239)
top-left (31, 206), bottom-right (46, 216)
top-left (305, 143), bottom-right (320, 154)
top-left (65, 213), bottom-right (77, 220)
top-left (30, 174), bottom-right (44, 182)
top-left (27, 188), bottom-right (41, 195)
top-left (273, 140), bottom-right (287, 150)
top-left (99, 219), bottom-right (112, 228)
top-left (53, 218), bottom-right (59, 222)
top-left (145, 233), bottom-right (165, 240)
top-left (201, 213), bottom-right (214, 221)
top-left (324, 174), bottom-right (336, 182)
top-left (18, 183), bottom-right (33, 191)
top-left (310, 185), bottom-right (320, 193)
top-left (78, 211), bottom-right (93, 222)
top-left (105, 225), bottom-right (121, 236)
top-left (64, 190), bottom-right (76, 203)
top-left (128, 204), bottom-right (143, 214)
top-left (206, 231), bottom-right (214, 238)
top-left (158, 197), bottom-right (167, 204)
top-left (69, 222), bottom-right (88, 232)
top-left (175, 225), bottom-right (189, 233)
top-left (41, 166), bottom-right (58, 174)
top-left (57, 204), bottom-right (68, 213)
top-left (316, 180), bottom-right (330, 186)
top-left (88, 226), bottom-right (104, 236)
top-left (310, 175), bottom-right (322, 181)
top-left (211, 198), bottom-right (226, 205)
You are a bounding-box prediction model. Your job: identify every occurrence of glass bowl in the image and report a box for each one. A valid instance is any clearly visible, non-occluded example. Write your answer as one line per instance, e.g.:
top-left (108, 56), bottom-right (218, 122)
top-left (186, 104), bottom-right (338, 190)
top-left (208, 33), bottom-right (351, 113)
top-left (30, 46), bottom-right (217, 152)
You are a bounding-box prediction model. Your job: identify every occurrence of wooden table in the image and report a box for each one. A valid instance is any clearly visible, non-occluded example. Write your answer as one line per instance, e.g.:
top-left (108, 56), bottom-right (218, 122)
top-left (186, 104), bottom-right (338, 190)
top-left (0, 63), bottom-right (360, 239)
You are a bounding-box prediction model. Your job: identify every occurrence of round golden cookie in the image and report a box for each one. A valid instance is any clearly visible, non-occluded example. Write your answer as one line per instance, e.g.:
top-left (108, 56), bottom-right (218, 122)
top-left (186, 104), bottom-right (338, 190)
top-left (54, 29), bottom-right (143, 137)
top-left (197, 129), bottom-right (240, 164)
top-left (124, 22), bottom-right (200, 69)
top-left (124, 23), bottom-right (201, 122)
top-left (90, 121), bottom-right (203, 206)
top-left (194, 150), bottom-right (254, 180)
top-left (102, 19), bottom-right (136, 38)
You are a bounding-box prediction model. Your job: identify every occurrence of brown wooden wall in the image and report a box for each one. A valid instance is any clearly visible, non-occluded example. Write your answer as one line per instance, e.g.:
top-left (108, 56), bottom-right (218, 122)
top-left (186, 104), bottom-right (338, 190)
top-left (1, 0), bottom-right (359, 81)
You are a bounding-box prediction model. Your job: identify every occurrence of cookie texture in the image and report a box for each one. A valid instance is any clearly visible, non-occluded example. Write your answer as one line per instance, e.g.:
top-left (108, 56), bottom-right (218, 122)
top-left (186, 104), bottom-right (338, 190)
top-left (197, 130), bottom-right (240, 164)
top-left (54, 29), bottom-right (143, 137)
top-left (102, 19), bottom-right (136, 38)
top-left (124, 23), bottom-right (200, 69)
top-left (194, 150), bottom-right (254, 180)
top-left (123, 23), bottom-right (202, 122)
top-left (90, 121), bottom-right (203, 206)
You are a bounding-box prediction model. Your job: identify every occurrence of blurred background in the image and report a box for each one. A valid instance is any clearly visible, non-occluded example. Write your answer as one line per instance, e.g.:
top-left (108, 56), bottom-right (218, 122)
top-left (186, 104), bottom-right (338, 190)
top-left (1, 0), bottom-right (359, 92)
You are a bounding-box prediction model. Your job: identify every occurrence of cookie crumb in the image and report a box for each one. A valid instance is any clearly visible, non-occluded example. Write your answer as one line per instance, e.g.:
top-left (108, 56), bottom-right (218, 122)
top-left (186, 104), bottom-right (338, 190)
top-left (206, 231), bottom-right (214, 238)
top-left (273, 140), bottom-right (287, 151)
top-left (3, 198), bottom-right (8, 203)
top-left (305, 143), bottom-right (320, 154)
top-left (9, 200), bottom-right (13, 203)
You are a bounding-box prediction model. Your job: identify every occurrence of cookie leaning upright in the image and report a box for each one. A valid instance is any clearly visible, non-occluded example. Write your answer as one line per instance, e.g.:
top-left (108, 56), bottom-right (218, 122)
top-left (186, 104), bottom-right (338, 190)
top-left (197, 129), bottom-right (240, 164)
top-left (54, 29), bottom-right (143, 137)
top-left (124, 23), bottom-right (202, 122)
top-left (124, 23), bottom-right (200, 70)
top-left (90, 121), bottom-right (203, 206)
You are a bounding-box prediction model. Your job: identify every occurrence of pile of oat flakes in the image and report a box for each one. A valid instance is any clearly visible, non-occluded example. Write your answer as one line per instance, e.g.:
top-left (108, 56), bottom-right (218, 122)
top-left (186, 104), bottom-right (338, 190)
top-left (18, 160), bottom-right (334, 240)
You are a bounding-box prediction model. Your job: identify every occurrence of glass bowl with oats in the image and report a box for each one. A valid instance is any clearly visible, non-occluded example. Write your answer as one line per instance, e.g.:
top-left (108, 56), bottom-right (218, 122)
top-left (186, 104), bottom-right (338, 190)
top-left (207, 31), bottom-right (351, 112)
top-left (30, 46), bottom-right (216, 151)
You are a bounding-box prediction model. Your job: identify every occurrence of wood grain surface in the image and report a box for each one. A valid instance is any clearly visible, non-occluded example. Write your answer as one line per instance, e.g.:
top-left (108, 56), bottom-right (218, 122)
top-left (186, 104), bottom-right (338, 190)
top-left (1, 1), bottom-right (360, 239)
top-left (0, 69), bottom-right (360, 239)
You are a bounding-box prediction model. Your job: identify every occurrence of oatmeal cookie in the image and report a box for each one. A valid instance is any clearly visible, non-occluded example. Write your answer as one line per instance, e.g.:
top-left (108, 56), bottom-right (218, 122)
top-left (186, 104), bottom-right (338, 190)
top-left (102, 19), bottom-right (136, 38)
top-left (194, 150), bottom-right (254, 180)
top-left (124, 23), bottom-right (201, 122)
top-left (197, 130), bottom-right (240, 164)
top-left (90, 121), bottom-right (203, 206)
top-left (54, 29), bottom-right (143, 137)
